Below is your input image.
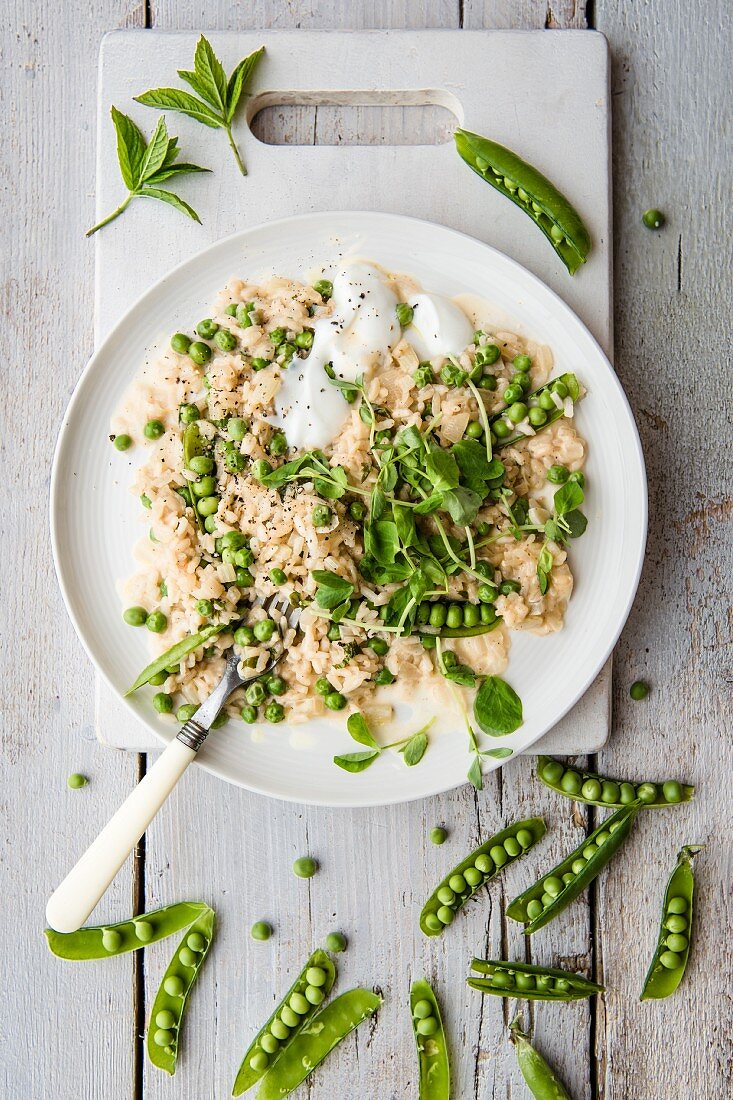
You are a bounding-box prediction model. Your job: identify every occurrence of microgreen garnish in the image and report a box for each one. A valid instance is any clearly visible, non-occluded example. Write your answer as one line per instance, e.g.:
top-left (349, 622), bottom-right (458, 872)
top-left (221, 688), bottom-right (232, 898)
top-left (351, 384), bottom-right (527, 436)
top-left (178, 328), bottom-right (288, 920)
top-left (135, 37), bottom-right (265, 175)
top-left (333, 712), bottom-right (434, 773)
top-left (86, 110), bottom-right (209, 236)
top-left (474, 676), bottom-right (523, 737)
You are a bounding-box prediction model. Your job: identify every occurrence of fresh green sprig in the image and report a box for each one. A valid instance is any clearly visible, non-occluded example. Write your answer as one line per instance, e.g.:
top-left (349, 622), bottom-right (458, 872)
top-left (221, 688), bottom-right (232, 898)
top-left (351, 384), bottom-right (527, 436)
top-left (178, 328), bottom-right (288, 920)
top-left (86, 109), bottom-right (209, 236)
top-left (135, 37), bottom-right (265, 175)
top-left (333, 712), bottom-right (434, 772)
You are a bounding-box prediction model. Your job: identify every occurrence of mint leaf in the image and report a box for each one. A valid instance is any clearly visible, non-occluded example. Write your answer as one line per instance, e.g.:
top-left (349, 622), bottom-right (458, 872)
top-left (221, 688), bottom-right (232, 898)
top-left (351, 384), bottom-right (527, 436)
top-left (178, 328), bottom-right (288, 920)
top-left (134, 87), bottom-right (223, 128)
top-left (110, 106), bottom-right (146, 190)
top-left (139, 187), bottom-right (202, 223)
top-left (226, 46), bottom-right (266, 123)
top-left (193, 34), bottom-right (228, 114)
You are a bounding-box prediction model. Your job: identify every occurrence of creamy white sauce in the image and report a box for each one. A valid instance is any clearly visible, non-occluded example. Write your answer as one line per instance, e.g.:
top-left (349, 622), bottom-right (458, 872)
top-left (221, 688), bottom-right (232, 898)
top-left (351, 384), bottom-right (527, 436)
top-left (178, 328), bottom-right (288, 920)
top-left (404, 292), bottom-right (474, 360)
top-left (271, 262), bottom-right (400, 451)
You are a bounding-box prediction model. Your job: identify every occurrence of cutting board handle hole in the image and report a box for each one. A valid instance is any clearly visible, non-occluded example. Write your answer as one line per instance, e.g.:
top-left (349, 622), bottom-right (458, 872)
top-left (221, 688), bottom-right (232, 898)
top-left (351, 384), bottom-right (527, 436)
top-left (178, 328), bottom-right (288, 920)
top-left (248, 90), bottom-right (462, 146)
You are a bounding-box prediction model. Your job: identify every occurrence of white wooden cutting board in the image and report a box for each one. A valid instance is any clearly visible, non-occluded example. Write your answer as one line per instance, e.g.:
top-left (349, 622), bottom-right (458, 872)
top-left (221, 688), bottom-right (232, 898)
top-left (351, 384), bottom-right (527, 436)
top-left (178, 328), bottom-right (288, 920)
top-left (94, 28), bottom-right (612, 755)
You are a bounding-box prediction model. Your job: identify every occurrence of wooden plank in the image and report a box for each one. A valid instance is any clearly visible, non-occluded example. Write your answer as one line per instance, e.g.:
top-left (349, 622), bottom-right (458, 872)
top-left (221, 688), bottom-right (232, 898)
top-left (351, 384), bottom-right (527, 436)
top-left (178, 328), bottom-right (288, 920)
top-left (592, 1), bottom-right (733, 1095)
top-left (0, 2), bottom-right (144, 1098)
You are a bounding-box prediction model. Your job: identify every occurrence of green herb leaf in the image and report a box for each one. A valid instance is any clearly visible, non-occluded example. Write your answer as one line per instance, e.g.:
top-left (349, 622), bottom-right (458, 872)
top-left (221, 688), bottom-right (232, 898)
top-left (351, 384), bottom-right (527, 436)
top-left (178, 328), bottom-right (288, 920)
top-left (138, 116), bottom-right (170, 181)
top-left (364, 520), bottom-right (400, 565)
top-left (346, 713), bottom-right (380, 749)
top-left (402, 732), bottom-right (428, 766)
top-left (333, 750), bottom-right (380, 773)
top-left (563, 509), bottom-right (588, 538)
top-left (110, 106), bottom-right (146, 189)
top-left (554, 481), bottom-right (584, 516)
top-left (537, 543), bottom-right (553, 595)
top-left (134, 87), bottom-right (223, 128)
top-left (226, 46), bottom-right (266, 123)
top-left (139, 186), bottom-right (202, 223)
top-left (312, 570), bottom-right (354, 610)
top-left (441, 486), bottom-right (482, 526)
top-left (425, 447), bottom-right (460, 492)
top-left (474, 676), bottom-right (523, 737)
top-left (192, 34), bottom-right (228, 113)
top-left (485, 747), bottom-right (513, 760)
top-left (467, 755), bottom-right (484, 790)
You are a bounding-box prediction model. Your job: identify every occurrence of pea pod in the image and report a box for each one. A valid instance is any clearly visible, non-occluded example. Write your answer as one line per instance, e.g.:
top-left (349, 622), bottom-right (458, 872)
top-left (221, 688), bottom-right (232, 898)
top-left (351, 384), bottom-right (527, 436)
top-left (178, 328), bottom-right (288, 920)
top-left (468, 958), bottom-right (604, 1001)
top-left (410, 979), bottom-right (450, 1100)
top-left (256, 988), bottom-right (382, 1100)
top-left (44, 901), bottom-right (208, 960)
top-left (182, 422), bottom-right (213, 531)
top-left (454, 129), bottom-right (591, 275)
top-left (420, 817), bottom-right (546, 937)
top-left (491, 373), bottom-right (581, 449)
top-left (509, 1016), bottom-right (571, 1100)
top-left (506, 804), bottom-right (638, 934)
top-left (126, 623), bottom-right (226, 694)
top-left (147, 905), bottom-right (216, 1074)
top-left (640, 844), bottom-right (703, 1001)
top-left (419, 618), bottom-right (502, 639)
top-left (231, 948), bottom-right (336, 1095)
top-left (537, 755), bottom-right (694, 810)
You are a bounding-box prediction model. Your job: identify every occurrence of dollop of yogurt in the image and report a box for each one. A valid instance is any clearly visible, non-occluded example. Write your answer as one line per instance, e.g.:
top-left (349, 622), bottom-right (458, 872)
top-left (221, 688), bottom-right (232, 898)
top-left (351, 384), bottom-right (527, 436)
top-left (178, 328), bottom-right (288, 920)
top-left (271, 262), bottom-right (399, 451)
top-left (404, 293), bottom-right (474, 360)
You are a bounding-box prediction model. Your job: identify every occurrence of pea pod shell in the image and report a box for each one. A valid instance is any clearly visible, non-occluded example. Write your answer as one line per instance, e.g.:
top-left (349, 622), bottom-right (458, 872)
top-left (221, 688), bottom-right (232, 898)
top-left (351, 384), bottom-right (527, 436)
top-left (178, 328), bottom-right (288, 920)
top-left (537, 755), bottom-right (695, 809)
top-left (640, 844), bottom-right (703, 1001)
top-left (420, 817), bottom-right (546, 937)
top-left (410, 979), bottom-right (450, 1100)
top-left (126, 624), bottom-right (226, 694)
top-left (256, 988), bottom-right (382, 1100)
top-left (510, 1018), bottom-right (571, 1100)
top-left (232, 949), bottom-right (336, 1095)
top-left (506, 805), bottom-right (638, 933)
top-left (44, 901), bottom-right (209, 960)
top-left (147, 906), bottom-right (216, 1075)
top-left (468, 958), bottom-right (604, 1001)
top-left (455, 129), bottom-right (591, 275)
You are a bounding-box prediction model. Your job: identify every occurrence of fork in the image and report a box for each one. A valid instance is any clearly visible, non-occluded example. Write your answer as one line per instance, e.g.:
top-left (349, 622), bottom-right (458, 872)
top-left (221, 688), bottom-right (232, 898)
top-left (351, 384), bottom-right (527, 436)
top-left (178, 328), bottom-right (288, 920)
top-left (46, 592), bottom-right (300, 933)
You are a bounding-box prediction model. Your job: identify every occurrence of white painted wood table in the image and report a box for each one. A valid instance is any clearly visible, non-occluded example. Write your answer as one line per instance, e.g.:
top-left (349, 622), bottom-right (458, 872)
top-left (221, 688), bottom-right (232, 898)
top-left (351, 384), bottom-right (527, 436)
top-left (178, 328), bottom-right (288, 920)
top-left (2, 2), bottom-right (731, 1099)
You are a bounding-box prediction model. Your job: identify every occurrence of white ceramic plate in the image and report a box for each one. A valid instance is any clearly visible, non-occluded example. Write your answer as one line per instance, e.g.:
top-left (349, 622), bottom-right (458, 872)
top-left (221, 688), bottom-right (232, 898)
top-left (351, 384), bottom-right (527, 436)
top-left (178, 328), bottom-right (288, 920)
top-left (51, 212), bottom-right (646, 807)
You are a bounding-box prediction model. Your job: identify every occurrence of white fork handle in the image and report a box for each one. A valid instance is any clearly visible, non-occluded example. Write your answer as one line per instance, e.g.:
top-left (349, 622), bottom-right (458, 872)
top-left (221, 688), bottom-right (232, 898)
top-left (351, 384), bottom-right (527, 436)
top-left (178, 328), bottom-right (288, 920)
top-left (46, 738), bottom-right (196, 933)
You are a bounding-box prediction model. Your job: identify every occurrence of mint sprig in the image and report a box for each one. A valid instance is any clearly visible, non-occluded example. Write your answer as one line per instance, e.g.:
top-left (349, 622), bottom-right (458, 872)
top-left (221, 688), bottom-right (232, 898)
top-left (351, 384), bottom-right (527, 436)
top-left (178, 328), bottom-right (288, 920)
top-left (86, 108), bottom-right (209, 237)
top-left (134, 37), bottom-right (265, 175)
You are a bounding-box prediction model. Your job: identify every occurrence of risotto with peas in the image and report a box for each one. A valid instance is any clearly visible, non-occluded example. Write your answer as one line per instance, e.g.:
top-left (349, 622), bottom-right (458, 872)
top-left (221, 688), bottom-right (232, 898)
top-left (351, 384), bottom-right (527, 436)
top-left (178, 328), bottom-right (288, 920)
top-left (111, 261), bottom-right (588, 742)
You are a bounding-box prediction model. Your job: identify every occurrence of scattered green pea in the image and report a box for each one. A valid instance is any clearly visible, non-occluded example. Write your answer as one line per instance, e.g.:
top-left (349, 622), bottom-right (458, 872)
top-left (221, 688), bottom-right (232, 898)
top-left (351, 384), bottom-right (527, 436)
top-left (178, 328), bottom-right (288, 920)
top-left (67, 773), bottom-right (88, 789)
top-left (325, 932), bottom-right (347, 953)
top-left (642, 208), bottom-right (665, 229)
top-left (113, 433), bottom-right (132, 451)
top-left (293, 857), bottom-right (318, 879)
top-left (146, 610), bottom-right (167, 634)
top-left (123, 606), bottom-right (148, 627)
top-left (430, 827), bottom-right (447, 845)
top-left (630, 680), bottom-right (649, 700)
top-left (251, 921), bottom-right (272, 941)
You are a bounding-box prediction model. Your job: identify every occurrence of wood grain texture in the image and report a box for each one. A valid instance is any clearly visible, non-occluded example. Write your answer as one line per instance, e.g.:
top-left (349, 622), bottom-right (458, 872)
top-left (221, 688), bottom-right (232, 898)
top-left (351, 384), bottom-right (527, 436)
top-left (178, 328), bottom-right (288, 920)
top-left (0, 2), bottom-right (145, 1099)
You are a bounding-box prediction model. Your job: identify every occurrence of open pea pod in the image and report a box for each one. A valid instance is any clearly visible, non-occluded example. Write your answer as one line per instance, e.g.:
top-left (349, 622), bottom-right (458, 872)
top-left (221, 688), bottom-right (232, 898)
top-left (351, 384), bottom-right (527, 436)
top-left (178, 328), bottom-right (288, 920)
top-left (410, 979), bottom-right (450, 1100)
top-left (147, 905), bottom-right (216, 1074)
top-left (468, 958), bottom-right (604, 1002)
top-left (182, 421), bottom-right (213, 531)
top-left (455, 129), bottom-right (591, 275)
top-left (506, 805), bottom-right (638, 934)
top-left (490, 373), bottom-right (581, 450)
top-left (256, 988), bottom-right (382, 1100)
top-left (537, 756), bottom-right (695, 810)
top-left (232, 948), bottom-right (336, 1095)
top-left (420, 817), bottom-right (546, 937)
top-left (126, 623), bottom-right (226, 694)
top-left (45, 901), bottom-right (208, 960)
top-left (640, 845), bottom-right (703, 1001)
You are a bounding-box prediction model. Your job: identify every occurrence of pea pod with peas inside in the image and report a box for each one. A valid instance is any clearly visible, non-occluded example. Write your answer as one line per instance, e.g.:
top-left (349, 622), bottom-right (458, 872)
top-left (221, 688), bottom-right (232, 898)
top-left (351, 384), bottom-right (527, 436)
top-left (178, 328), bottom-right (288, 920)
top-left (415, 597), bottom-right (501, 638)
top-left (537, 755), bottom-right (694, 810)
top-left (147, 905), bottom-right (216, 1075)
top-left (490, 373), bottom-right (582, 448)
top-left (640, 844), bottom-right (703, 1001)
top-left (410, 979), bottom-right (450, 1100)
top-left (44, 901), bottom-right (209, 959)
top-left (420, 817), bottom-right (546, 937)
top-left (454, 129), bottom-right (592, 275)
top-left (231, 948), bottom-right (336, 1095)
top-left (255, 988), bottom-right (382, 1100)
top-left (467, 958), bottom-right (604, 1001)
top-left (126, 623), bottom-right (226, 694)
top-left (182, 422), bottom-right (216, 531)
top-left (506, 804), bottom-right (639, 934)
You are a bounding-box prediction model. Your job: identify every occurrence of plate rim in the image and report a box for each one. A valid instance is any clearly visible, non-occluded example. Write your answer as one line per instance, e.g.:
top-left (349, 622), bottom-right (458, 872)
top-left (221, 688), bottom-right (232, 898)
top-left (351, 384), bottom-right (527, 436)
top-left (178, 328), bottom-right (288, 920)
top-left (50, 209), bottom-right (647, 807)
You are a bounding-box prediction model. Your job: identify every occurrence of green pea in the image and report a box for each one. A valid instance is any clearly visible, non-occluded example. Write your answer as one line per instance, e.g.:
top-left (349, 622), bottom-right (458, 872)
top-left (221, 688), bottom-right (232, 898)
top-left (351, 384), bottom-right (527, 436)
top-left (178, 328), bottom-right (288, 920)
top-left (189, 455), bottom-right (215, 476)
top-left (395, 302), bottom-right (414, 326)
top-left (420, 635), bottom-right (436, 650)
top-left (552, 380), bottom-right (569, 399)
top-left (642, 208), bottom-right (665, 229)
top-left (260, 1033), bottom-right (279, 1054)
top-left (234, 547), bottom-right (254, 567)
top-left (412, 998), bottom-right (433, 1020)
top-left (102, 929), bottom-right (122, 952)
top-left (500, 579), bottom-right (521, 595)
top-left (312, 504), bottom-right (333, 527)
top-left (543, 876), bottom-right (564, 897)
top-left (547, 463), bottom-right (569, 485)
top-left (528, 406), bottom-right (547, 427)
top-left (595, 832), bottom-right (610, 846)
top-left (245, 682), bottom-right (267, 707)
top-left (617, 782), bottom-right (635, 804)
top-left (324, 691), bottom-right (345, 711)
top-left (270, 1018), bottom-right (290, 1041)
top-left (582, 778), bottom-right (603, 801)
top-left (507, 401), bottom-right (528, 424)
top-left (572, 858), bottom-right (586, 874)
top-left (504, 837), bottom-right (521, 858)
top-left (445, 604), bottom-right (462, 629)
top-left (250, 1051), bottom-right (269, 1072)
top-left (186, 932), bottom-right (205, 952)
top-left (436, 906), bottom-right (454, 926)
top-left (195, 597), bottom-right (215, 618)
top-left (241, 704), bottom-right (257, 723)
top-left (234, 625), bottom-right (255, 646)
top-left (313, 279), bottom-right (333, 300)
top-left (269, 432), bottom-right (288, 457)
top-left (562, 872), bottom-right (575, 886)
top-left (665, 914), bottom-right (688, 933)
top-left (325, 931), bottom-right (347, 953)
top-left (269, 326), bottom-right (286, 346)
top-left (327, 624), bottom-right (341, 641)
top-left (568, 470), bottom-right (584, 486)
top-left (637, 782), bottom-right (657, 804)
top-left (513, 373), bottom-right (531, 392)
top-left (491, 971), bottom-right (514, 989)
top-left (515, 973), bottom-right (536, 991)
top-left (374, 668), bottom-right (395, 686)
top-left (550, 224), bottom-right (565, 242)
top-left (265, 703), bottom-right (285, 723)
top-left (448, 874), bottom-right (467, 894)
top-left (179, 946), bottom-right (198, 967)
top-left (493, 419), bottom-right (511, 439)
top-left (512, 353), bottom-right (531, 372)
top-left (424, 913), bottom-right (442, 932)
top-left (154, 1028), bottom-right (175, 1048)
top-left (555, 979), bottom-right (571, 993)
top-left (539, 391), bottom-right (556, 411)
top-left (214, 328), bottom-right (237, 352)
top-left (582, 843), bottom-right (598, 860)
top-left (436, 886), bottom-right (455, 906)
top-left (293, 857), bottom-right (317, 879)
top-left (666, 933), bottom-right (688, 953)
top-left (417, 1016), bottom-right (438, 1036)
top-left (146, 611), bottom-right (167, 634)
top-left (667, 896), bottom-right (688, 915)
top-left (503, 384), bottom-right (523, 405)
top-left (489, 845), bottom-right (507, 868)
top-left (189, 341), bottom-right (212, 366)
top-left (314, 678), bottom-right (331, 697)
top-left (164, 975), bottom-right (185, 997)
top-left (251, 921), bottom-right (272, 941)
top-left (153, 692), bottom-right (173, 714)
top-left (197, 495), bottom-right (220, 517)
top-left (253, 619), bottom-right (276, 642)
top-left (66, 772), bottom-right (88, 789)
top-left (541, 892), bottom-right (554, 907)
top-left (280, 1007), bottom-right (300, 1028)
top-left (541, 759), bottom-right (565, 785)
top-left (429, 603), bottom-right (447, 628)
top-left (463, 603), bottom-right (480, 627)
top-left (155, 1009), bottom-right (176, 1030)
top-left (630, 680), bottom-right (649, 700)
top-left (659, 950), bottom-right (682, 970)
top-left (267, 676), bottom-right (286, 697)
top-left (178, 485), bottom-right (193, 506)
top-left (526, 899), bottom-right (544, 920)
top-left (560, 770), bottom-right (582, 795)
top-left (176, 704), bottom-right (198, 726)
top-left (192, 476), bottom-right (216, 498)
top-left (293, 329), bottom-right (313, 350)
top-left (463, 420), bottom-right (483, 441)
top-left (171, 333), bottom-right (191, 354)
top-left (474, 854), bottom-right (492, 874)
top-left (305, 984), bottom-right (325, 1005)
top-left (601, 781), bottom-right (620, 804)
top-left (463, 867), bottom-right (482, 888)
top-left (476, 585), bottom-right (496, 607)
top-left (211, 712), bottom-right (228, 730)
top-left (196, 318), bottom-right (219, 339)
top-left (662, 781), bottom-right (683, 803)
top-left (289, 992), bottom-right (310, 1015)
top-left (515, 829), bottom-right (533, 850)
